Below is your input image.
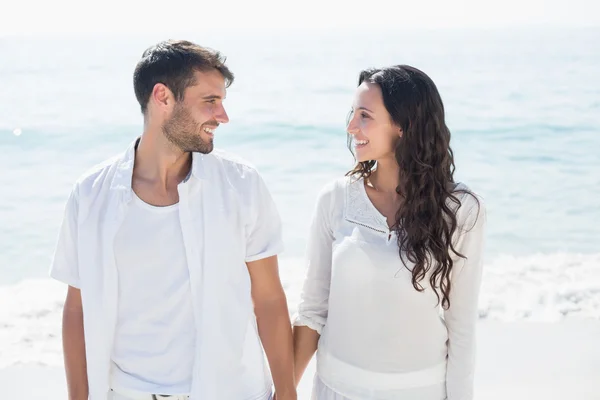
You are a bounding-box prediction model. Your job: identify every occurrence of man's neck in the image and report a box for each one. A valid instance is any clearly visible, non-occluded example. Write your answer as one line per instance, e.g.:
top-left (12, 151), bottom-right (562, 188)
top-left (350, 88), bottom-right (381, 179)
top-left (133, 131), bottom-right (192, 191)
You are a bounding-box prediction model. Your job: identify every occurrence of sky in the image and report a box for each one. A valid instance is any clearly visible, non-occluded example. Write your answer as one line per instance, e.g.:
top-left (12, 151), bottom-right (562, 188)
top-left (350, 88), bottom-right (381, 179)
top-left (1, 0), bottom-right (599, 36)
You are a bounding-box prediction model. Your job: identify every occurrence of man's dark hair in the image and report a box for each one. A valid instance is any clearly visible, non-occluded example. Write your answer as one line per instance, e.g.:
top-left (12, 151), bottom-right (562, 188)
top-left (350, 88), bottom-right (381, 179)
top-left (133, 39), bottom-right (234, 114)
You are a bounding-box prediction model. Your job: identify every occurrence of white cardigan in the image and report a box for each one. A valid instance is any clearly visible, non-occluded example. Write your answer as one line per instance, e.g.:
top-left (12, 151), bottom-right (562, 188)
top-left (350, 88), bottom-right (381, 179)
top-left (295, 176), bottom-right (486, 400)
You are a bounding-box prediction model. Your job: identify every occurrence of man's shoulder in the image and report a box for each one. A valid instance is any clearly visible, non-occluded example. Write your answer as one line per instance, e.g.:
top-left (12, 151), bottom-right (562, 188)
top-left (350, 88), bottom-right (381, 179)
top-left (209, 148), bottom-right (258, 172)
top-left (199, 149), bottom-right (273, 201)
top-left (73, 152), bottom-right (125, 195)
top-left (204, 148), bottom-right (262, 183)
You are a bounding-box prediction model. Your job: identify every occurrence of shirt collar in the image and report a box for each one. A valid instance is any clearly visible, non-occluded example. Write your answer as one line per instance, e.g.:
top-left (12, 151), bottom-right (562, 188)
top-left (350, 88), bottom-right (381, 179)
top-left (110, 137), bottom-right (207, 194)
top-left (344, 176), bottom-right (389, 233)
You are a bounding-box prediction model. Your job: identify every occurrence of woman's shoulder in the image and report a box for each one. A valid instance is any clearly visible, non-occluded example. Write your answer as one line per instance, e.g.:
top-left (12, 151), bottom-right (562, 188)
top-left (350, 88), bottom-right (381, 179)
top-left (318, 175), bottom-right (358, 196)
top-left (451, 182), bottom-right (486, 227)
top-left (452, 181), bottom-right (484, 204)
top-left (312, 175), bottom-right (359, 213)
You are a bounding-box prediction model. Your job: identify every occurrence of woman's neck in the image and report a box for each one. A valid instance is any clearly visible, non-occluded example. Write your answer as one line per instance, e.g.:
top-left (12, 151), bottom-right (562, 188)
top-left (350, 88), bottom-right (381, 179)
top-left (368, 157), bottom-right (400, 196)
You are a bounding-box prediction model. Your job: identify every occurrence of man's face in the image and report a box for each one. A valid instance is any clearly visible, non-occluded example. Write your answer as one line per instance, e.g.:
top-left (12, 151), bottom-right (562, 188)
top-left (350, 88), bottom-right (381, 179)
top-left (162, 69), bottom-right (229, 154)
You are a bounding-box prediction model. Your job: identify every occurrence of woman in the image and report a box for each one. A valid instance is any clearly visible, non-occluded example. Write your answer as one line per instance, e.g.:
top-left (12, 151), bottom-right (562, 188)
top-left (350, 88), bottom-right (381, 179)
top-left (292, 65), bottom-right (486, 400)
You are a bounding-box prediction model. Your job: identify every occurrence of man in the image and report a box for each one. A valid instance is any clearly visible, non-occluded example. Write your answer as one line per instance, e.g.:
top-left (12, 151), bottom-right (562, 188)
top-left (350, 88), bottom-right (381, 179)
top-left (50, 40), bottom-right (296, 400)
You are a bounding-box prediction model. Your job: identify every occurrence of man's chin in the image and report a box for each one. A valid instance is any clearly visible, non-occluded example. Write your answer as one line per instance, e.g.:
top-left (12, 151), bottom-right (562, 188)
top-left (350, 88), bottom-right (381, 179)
top-left (182, 138), bottom-right (213, 154)
top-left (190, 143), bottom-right (213, 154)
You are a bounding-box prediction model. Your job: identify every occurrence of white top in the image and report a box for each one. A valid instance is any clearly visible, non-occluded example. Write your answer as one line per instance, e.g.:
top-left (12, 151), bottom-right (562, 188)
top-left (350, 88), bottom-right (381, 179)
top-left (110, 193), bottom-right (195, 394)
top-left (294, 177), bottom-right (486, 400)
top-left (49, 139), bottom-right (283, 400)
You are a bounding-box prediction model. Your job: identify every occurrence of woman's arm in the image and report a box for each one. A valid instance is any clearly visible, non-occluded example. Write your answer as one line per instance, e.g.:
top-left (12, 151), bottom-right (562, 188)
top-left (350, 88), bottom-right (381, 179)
top-left (293, 183), bottom-right (336, 386)
top-left (444, 194), bottom-right (487, 400)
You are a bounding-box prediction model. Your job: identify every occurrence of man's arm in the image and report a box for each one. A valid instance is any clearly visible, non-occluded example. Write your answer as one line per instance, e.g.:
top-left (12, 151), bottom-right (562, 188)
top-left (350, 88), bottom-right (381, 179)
top-left (62, 286), bottom-right (88, 400)
top-left (247, 255), bottom-right (296, 400)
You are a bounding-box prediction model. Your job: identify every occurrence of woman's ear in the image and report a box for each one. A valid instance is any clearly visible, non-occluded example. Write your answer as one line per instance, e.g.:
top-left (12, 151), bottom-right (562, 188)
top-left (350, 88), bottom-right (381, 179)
top-left (398, 127), bottom-right (403, 138)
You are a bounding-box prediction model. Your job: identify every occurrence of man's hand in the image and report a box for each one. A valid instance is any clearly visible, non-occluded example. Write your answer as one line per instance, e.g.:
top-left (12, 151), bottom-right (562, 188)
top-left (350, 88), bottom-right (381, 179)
top-left (247, 256), bottom-right (296, 400)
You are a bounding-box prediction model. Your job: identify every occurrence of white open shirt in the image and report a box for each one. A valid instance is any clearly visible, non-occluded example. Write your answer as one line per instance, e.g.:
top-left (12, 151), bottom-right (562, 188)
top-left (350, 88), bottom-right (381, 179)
top-left (50, 139), bottom-right (284, 400)
top-left (294, 177), bottom-right (486, 400)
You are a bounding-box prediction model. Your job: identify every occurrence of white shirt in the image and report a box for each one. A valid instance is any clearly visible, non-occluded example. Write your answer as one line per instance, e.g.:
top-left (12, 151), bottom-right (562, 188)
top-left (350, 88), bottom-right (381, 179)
top-left (110, 193), bottom-right (195, 394)
top-left (49, 139), bottom-right (283, 400)
top-left (294, 177), bottom-right (486, 400)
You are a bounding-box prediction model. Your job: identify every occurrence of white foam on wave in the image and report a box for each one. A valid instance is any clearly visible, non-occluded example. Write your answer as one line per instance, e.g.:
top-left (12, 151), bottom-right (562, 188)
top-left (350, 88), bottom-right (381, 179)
top-left (1, 252), bottom-right (598, 367)
top-left (478, 252), bottom-right (600, 321)
top-left (0, 279), bottom-right (66, 367)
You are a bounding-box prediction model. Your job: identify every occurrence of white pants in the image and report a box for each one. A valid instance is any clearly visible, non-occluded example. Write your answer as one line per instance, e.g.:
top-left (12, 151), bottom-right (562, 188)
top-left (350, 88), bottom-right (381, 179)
top-left (109, 388), bottom-right (273, 400)
top-left (311, 376), bottom-right (351, 400)
top-left (109, 388), bottom-right (189, 400)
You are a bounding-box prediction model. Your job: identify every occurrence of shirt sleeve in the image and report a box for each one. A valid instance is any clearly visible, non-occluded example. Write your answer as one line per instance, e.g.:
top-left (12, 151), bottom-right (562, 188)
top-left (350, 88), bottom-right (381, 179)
top-left (49, 185), bottom-right (81, 288)
top-left (244, 171), bottom-right (285, 262)
top-left (444, 194), bottom-right (487, 400)
top-left (293, 183), bottom-right (335, 335)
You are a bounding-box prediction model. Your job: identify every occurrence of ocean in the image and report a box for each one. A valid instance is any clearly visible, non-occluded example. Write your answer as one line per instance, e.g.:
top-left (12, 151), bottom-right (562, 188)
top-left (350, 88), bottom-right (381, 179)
top-left (1, 28), bottom-right (599, 367)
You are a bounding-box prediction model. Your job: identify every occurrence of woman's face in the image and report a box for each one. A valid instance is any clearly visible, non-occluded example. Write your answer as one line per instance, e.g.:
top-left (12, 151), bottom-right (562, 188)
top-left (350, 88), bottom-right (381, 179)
top-left (347, 81), bottom-right (401, 163)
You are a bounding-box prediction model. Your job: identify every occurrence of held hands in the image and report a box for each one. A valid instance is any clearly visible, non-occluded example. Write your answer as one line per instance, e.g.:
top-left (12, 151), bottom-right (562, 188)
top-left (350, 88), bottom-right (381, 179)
top-left (272, 390), bottom-right (297, 400)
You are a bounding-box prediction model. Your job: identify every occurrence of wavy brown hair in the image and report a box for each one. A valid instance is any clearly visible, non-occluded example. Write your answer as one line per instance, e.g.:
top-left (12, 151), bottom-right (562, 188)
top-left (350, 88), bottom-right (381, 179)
top-left (347, 65), bottom-right (478, 309)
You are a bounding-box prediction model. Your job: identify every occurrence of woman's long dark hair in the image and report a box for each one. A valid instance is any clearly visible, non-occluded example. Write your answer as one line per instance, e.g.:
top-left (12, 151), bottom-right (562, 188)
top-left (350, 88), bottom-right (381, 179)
top-left (347, 65), bottom-right (477, 309)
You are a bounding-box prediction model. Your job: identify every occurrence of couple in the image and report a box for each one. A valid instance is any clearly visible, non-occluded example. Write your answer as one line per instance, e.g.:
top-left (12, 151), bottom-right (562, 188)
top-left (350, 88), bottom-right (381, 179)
top-left (50, 40), bottom-right (486, 400)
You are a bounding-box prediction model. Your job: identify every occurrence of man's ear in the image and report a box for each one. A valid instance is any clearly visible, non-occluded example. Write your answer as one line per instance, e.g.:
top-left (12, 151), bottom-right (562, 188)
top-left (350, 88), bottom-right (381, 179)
top-left (151, 83), bottom-right (174, 112)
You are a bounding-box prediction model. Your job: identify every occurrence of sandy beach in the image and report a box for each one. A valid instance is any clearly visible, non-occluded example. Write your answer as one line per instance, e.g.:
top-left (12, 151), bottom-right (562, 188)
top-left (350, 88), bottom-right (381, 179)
top-left (2, 321), bottom-right (599, 399)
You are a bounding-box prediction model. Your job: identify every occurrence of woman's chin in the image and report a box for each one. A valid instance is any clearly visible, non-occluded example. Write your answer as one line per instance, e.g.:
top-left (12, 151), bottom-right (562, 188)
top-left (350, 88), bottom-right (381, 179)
top-left (354, 149), bottom-right (370, 163)
top-left (355, 153), bottom-right (373, 163)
